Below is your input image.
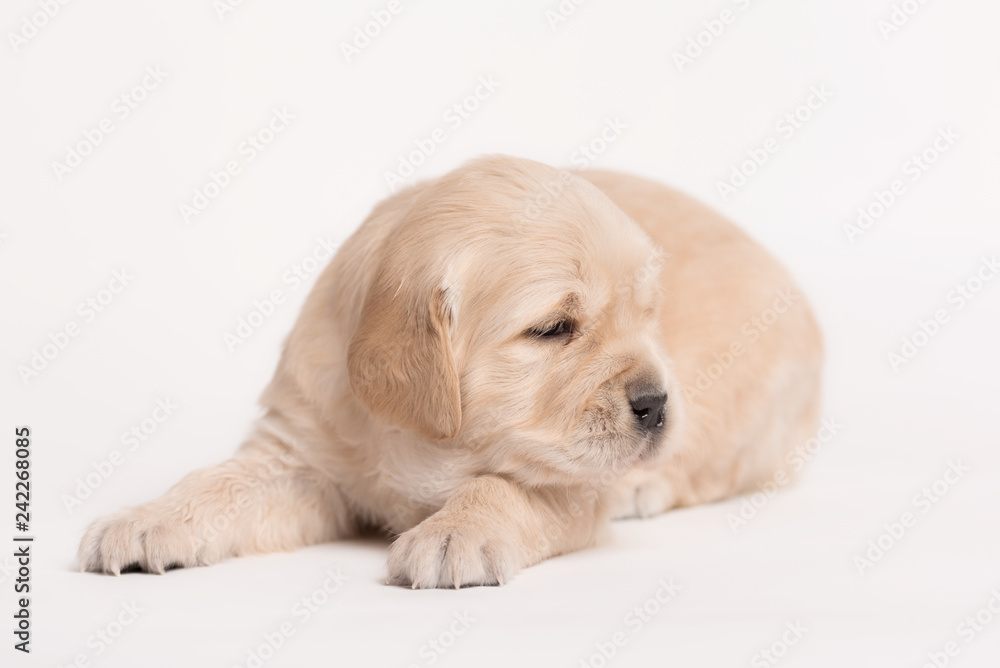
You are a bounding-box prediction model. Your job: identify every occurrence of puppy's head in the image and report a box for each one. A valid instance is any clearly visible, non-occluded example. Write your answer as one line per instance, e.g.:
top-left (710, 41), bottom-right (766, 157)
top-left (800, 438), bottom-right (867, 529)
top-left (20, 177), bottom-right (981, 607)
top-left (348, 156), bottom-right (679, 485)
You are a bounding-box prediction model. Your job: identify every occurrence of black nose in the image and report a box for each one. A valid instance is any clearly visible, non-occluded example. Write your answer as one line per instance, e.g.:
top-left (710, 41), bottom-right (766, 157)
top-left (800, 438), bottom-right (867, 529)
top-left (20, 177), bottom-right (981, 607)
top-left (629, 393), bottom-right (667, 431)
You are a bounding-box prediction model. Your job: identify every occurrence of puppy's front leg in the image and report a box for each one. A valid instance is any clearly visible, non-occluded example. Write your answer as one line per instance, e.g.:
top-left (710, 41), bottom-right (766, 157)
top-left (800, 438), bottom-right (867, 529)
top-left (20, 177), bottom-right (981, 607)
top-left (78, 432), bottom-right (352, 575)
top-left (386, 475), bottom-right (600, 588)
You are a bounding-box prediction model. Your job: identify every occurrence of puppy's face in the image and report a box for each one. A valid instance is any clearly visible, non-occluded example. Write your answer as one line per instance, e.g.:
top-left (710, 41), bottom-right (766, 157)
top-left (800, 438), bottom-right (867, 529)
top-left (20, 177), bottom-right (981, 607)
top-left (458, 235), bottom-right (674, 485)
top-left (348, 157), bottom-right (678, 487)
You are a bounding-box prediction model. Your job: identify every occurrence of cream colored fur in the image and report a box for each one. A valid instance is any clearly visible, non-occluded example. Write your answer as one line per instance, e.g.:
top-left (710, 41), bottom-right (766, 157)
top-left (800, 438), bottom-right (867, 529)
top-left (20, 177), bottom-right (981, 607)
top-left (78, 155), bottom-right (822, 588)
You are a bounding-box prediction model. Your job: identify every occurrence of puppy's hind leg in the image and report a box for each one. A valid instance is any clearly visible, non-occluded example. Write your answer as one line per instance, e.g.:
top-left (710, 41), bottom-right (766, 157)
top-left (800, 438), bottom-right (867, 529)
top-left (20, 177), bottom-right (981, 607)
top-left (78, 427), bottom-right (352, 575)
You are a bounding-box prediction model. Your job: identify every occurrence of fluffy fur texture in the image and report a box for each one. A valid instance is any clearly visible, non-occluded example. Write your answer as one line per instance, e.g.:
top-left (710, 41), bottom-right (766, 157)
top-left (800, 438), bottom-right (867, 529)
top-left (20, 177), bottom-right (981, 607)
top-left (78, 155), bottom-right (822, 588)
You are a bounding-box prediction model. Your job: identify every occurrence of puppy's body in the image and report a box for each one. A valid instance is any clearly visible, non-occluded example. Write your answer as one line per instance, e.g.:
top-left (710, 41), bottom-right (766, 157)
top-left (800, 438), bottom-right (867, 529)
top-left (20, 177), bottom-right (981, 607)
top-left (79, 156), bottom-right (821, 587)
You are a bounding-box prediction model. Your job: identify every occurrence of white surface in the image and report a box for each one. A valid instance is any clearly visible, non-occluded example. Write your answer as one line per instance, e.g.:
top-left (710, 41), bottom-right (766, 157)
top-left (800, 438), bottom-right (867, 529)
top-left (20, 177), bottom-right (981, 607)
top-left (3, 1), bottom-right (1000, 666)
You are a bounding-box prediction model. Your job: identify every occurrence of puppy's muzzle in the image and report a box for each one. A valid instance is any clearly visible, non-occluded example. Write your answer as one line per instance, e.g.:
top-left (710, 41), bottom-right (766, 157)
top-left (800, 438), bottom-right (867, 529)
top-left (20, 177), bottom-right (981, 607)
top-left (628, 392), bottom-right (667, 432)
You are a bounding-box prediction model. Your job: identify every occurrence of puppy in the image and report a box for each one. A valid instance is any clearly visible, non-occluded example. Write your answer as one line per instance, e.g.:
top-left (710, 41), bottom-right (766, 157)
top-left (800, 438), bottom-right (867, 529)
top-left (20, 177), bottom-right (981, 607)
top-left (78, 155), bottom-right (822, 588)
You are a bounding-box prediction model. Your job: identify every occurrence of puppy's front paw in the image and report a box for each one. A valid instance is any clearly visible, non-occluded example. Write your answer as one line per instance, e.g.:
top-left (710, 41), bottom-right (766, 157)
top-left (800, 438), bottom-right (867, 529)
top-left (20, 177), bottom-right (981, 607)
top-left (608, 472), bottom-right (677, 520)
top-left (386, 513), bottom-right (522, 589)
top-left (78, 506), bottom-right (203, 575)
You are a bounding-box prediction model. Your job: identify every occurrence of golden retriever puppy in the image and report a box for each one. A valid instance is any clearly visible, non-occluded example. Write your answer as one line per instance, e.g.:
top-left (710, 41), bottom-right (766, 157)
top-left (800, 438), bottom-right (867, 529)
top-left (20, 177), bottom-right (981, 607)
top-left (78, 155), bottom-right (822, 588)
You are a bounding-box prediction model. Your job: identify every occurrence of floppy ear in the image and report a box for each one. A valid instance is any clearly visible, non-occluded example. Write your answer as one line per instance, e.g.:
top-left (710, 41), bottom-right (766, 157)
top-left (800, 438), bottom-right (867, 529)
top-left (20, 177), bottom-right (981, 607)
top-left (347, 270), bottom-right (461, 441)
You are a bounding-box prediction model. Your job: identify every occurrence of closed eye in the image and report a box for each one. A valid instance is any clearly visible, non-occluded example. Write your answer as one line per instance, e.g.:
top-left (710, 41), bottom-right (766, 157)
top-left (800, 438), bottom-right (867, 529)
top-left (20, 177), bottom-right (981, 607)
top-left (528, 319), bottom-right (574, 339)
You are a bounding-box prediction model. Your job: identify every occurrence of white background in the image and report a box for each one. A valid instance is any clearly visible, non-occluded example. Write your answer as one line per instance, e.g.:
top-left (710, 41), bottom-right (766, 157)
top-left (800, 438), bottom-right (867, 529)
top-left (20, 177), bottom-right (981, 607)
top-left (3, 0), bottom-right (1000, 666)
